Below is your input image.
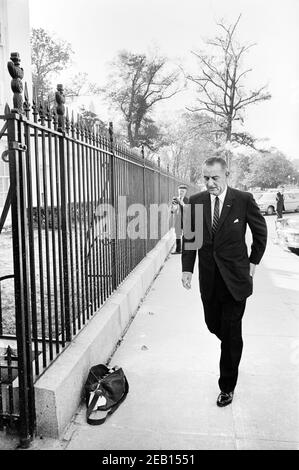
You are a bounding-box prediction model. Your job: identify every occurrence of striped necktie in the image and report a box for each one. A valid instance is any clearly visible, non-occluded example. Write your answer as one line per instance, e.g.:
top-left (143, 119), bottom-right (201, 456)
top-left (212, 196), bottom-right (220, 234)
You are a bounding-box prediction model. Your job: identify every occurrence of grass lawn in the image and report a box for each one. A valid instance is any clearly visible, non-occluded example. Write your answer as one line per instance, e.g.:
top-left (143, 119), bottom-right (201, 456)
top-left (0, 231), bottom-right (15, 334)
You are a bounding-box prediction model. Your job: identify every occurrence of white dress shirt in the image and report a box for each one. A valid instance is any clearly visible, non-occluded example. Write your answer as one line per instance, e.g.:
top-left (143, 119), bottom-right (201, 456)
top-left (210, 186), bottom-right (228, 224)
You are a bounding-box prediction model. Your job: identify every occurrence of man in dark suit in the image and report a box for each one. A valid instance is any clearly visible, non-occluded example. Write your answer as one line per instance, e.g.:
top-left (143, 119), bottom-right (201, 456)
top-left (182, 156), bottom-right (267, 407)
top-left (171, 184), bottom-right (189, 254)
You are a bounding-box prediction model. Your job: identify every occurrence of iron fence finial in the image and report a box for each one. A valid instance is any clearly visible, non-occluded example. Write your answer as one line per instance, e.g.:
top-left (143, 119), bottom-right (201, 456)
top-left (38, 100), bottom-right (45, 125)
top-left (45, 97), bottom-right (52, 126)
top-left (55, 84), bottom-right (65, 132)
top-left (23, 82), bottom-right (31, 117)
top-left (70, 110), bottom-right (75, 135)
top-left (7, 52), bottom-right (24, 114)
top-left (32, 87), bottom-right (39, 122)
top-left (65, 107), bottom-right (70, 133)
top-left (109, 122), bottom-right (114, 144)
top-left (4, 103), bottom-right (10, 115)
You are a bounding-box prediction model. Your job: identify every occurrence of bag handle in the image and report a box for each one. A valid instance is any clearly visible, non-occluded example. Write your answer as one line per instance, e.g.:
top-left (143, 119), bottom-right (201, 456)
top-left (86, 376), bottom-right (129, 425)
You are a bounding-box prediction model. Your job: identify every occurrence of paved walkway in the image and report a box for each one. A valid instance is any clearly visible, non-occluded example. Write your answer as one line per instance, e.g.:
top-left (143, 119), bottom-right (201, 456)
top-left (2, 217), bottom-right (299, 450)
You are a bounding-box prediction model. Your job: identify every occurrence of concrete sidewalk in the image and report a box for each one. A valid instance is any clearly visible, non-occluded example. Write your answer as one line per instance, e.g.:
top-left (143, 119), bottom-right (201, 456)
top-left (2, 221), bottom-right (299, 450)
top-left (34, 225), bottom-right (299, 451)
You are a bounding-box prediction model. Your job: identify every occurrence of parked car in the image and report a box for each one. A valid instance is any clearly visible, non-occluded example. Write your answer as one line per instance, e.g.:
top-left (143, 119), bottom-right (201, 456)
top-left (275, 217), bottom-right (299, 254)
top-left (252, 192), bottom-right (263, 201)
top-left (256, 190), bottom-right (299, 215)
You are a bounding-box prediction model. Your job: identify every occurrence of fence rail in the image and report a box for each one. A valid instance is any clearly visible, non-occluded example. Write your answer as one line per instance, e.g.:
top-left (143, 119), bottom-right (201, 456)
top-left (0, 52), bottom-right (199, 445)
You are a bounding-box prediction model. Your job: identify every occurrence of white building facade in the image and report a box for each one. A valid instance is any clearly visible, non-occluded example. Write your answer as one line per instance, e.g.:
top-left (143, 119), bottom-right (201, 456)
top-left (0, 0), bottom-right (31, 214)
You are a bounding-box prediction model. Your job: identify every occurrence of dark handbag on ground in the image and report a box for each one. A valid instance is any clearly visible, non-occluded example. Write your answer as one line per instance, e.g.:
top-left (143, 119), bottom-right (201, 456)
top-left (84, 364), bottom-right (129, 425)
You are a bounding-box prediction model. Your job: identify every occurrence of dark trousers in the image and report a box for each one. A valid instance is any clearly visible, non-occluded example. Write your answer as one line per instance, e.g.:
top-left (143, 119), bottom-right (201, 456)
top-left (174, 225), bottom-right (182, 253)
top-left (276, 207), bottom-right (283, 218)
top-left (202, 266), bottom-right (246, 393)
top-left (174, 238), bottom-right (182, 252)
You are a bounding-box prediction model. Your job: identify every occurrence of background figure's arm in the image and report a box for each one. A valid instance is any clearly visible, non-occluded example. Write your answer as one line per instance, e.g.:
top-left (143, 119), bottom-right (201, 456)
top-left (170, 204), bottom-right (178, 215)
top-left (246, 193), bottom-right (268, 264)
top-left (181, 196), bottom-right (197, 273)
top-left (170, 197), bottom-right (180, 214)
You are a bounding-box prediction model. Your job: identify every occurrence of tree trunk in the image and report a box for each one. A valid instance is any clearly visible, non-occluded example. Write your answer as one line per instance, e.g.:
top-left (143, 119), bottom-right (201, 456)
top-left (226, 115), bottom-right (232, 142)
top-left (127, 123), bottom-right (134, 147)
top-left (134, 120), bottom-right (142, 146)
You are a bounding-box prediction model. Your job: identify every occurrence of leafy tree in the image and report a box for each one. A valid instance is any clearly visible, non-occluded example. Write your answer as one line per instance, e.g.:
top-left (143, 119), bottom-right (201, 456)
top-left (186, 138), bottom-right (217, 185)
top-left (159, 112), bottom-right (217, 184)
top-left (103, 50), bottom-right (180, 151)
top-left (78, 105), bottom-right (108, 134)
top-left (31, 28), bottom-right (101, 103)
top-left (31, 28), bottom-right (73, 101)
top-left (292, 158), bottom-right (299, 171)
top-left (244, 150), bottom-right (296, 189)
top-left (229, 152), bottom-right (253, 189)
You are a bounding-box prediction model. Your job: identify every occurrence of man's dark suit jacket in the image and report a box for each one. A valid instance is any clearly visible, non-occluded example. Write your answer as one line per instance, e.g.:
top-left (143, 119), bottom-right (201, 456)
top-left (182, 187), bottom-right (267, 302)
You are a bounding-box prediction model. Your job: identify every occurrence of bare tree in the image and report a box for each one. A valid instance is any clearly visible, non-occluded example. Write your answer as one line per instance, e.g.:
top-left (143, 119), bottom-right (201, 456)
top-left (64, 72), bottom-right (101, 101)
top-left (187, 15), bottom-right (271, 150)
top-left (104, 51), bottom-right (180, 150)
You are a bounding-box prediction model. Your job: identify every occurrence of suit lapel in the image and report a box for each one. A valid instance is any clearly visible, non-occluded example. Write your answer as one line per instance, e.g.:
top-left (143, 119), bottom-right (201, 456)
top-left (215, 186), bottom-right (235, 234)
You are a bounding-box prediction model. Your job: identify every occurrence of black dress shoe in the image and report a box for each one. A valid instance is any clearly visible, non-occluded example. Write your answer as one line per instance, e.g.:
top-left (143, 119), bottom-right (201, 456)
top-left (216, 391), bottom-right (234, 407)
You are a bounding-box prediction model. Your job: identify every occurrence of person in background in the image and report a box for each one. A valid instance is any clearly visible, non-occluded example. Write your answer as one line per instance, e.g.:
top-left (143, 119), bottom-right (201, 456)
top-left (276, 186), bottom-right (285, 219)
top-left (170, 184), bottom-right (189, 254)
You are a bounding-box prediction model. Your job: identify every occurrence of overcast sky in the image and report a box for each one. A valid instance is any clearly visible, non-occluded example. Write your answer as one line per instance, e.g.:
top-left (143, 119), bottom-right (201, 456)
top-left (29, 0), bottom-right (299, 159)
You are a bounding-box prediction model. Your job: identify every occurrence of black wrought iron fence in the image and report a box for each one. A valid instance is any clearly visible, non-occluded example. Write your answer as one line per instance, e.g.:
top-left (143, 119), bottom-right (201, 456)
top-left (0, 52), bottom-right (199, 445)
top-left (0, 344), bottom-right (19, 432)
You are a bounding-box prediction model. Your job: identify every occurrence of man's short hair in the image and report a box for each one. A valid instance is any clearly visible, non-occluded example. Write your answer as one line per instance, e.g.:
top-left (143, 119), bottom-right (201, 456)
top-left (178, 184), bottom-right (187, 190)
top-left (203, 156), bottom-right (228, 170)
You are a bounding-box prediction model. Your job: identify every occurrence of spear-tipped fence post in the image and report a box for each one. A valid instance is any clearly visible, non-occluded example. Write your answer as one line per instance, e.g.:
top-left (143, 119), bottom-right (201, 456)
top-left (23, 82), bottom-right (30, 118)
top-left (141, 145), bottom-right (147, 254)
top-left (6, 52), bottom-right (35, 448)
top-left (32, 87), bottom-right (38, 123)
top-left (55, 84), bottom-right (71, 341)
top-left (109, 122), bottom-right (117, 291)
top-left (167, 164), bottom-right (170, 201)
top-left (158, 156), bottom-right (161, 206)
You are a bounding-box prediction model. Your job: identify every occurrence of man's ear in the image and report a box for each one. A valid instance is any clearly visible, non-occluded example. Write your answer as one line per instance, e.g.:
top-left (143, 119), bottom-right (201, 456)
top-left (225, 170), bottom-right (230, 177)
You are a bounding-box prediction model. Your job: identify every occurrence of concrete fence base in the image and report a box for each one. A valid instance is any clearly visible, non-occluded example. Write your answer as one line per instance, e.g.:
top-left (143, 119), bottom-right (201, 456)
top-left (34, 230), bottom-right (175, 438)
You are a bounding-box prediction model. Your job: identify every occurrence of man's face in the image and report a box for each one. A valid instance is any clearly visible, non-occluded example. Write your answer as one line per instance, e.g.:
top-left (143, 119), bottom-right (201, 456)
top-left (202, 163), bottom-right (228, 196)
top-left (178, 188), bottom-right (187, 198)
